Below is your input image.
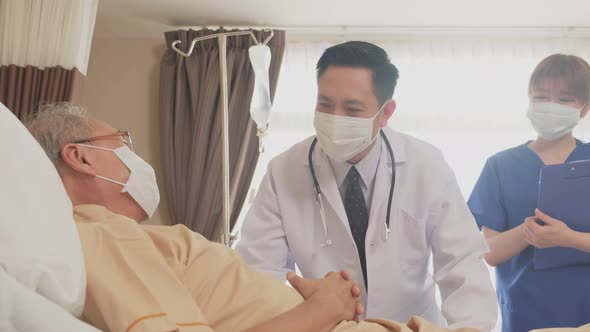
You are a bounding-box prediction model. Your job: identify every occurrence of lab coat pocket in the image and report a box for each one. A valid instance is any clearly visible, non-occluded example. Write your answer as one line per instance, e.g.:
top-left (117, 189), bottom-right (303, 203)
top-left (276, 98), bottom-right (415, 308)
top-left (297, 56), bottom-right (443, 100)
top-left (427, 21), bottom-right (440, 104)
top-left (399, 209), bottom-right (430, 276)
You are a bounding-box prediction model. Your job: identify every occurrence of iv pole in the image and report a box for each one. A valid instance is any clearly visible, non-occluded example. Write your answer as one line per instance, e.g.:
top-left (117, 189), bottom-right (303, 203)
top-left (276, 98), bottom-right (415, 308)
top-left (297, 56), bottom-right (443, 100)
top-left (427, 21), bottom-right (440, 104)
top-left (171, 29), bottom-right (274, 246)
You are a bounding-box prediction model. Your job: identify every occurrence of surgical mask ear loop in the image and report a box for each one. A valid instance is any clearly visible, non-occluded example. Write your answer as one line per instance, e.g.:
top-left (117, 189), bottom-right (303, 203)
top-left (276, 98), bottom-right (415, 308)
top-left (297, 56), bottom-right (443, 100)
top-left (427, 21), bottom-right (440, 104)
top-left (76, 144), bottom-right (127, 187)
top-left (95, 175), bottom-right (125, 187)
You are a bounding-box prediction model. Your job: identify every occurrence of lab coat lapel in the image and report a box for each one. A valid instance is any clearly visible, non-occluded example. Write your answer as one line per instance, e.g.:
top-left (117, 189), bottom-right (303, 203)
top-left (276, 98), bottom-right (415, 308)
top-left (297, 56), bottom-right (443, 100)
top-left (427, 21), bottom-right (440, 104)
top-left (369, 128), bottom-right (407, 227)
top-left (369, 156), bottom-right (392, 223)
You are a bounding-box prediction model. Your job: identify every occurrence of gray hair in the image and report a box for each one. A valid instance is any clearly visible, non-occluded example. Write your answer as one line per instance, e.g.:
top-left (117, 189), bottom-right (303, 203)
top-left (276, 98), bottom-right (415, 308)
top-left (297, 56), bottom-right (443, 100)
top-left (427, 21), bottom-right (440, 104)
top-left (25, 103), bottom-right (92, 164)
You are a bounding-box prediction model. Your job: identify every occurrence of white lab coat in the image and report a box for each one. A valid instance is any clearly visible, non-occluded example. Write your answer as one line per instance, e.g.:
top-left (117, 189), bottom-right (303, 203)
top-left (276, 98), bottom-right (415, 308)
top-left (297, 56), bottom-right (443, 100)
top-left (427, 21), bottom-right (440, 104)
top-left (236, 127), bottom-right (497, 330)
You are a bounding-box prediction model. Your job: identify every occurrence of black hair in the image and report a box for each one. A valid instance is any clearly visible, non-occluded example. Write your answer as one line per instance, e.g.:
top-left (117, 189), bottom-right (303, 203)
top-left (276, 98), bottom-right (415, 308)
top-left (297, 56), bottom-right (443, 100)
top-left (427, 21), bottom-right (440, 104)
top-left (316, 41), bottom-right (399, 106)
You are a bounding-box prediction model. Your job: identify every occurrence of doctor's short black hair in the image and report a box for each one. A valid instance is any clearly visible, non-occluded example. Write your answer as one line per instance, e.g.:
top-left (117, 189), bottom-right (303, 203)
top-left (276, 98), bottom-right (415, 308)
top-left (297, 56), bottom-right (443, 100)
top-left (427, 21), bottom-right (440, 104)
top-left (316, 41), bottom-right (399, 106)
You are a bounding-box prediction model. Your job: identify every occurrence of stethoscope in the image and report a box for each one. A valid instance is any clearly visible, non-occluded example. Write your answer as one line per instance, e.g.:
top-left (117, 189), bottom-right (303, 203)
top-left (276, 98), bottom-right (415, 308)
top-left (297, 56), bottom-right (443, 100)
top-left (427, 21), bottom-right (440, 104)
top-left (308, 130), bottom-right (396, 248)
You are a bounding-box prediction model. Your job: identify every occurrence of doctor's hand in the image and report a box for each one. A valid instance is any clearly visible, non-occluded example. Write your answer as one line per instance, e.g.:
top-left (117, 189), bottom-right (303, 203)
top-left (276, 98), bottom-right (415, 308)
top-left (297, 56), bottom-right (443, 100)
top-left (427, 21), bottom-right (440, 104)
top-left (286, 270), bottom-right (363, 322)
top-left (523, 209), bottom-right (574, 249)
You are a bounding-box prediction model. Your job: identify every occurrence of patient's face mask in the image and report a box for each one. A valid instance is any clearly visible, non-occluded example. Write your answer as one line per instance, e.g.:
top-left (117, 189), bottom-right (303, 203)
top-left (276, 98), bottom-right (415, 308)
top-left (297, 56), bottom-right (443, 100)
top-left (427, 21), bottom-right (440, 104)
top-left (314, 106), bottom-right (383, 162)
top-left (77, 144), bottom-right (160, 219)
top-left (527, 102), bottom-right (583, 141)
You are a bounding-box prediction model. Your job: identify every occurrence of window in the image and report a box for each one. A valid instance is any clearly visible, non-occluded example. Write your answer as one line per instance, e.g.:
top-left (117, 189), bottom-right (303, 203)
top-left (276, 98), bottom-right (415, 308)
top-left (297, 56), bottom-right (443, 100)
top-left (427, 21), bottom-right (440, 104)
top-left (240, 36), bottom-right (590, 219)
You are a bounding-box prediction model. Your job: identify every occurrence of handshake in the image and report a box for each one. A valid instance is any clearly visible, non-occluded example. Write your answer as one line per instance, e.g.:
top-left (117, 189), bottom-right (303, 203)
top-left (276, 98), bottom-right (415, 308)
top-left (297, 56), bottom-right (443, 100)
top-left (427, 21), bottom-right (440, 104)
top-left (287, 270), bottom-right (364, 323)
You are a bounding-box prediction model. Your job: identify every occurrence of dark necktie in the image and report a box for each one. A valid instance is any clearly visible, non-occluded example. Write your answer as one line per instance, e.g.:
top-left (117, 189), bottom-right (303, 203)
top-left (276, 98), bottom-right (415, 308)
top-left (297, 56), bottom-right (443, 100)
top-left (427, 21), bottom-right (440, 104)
top-left (344, 166), bottom-right (369, 289)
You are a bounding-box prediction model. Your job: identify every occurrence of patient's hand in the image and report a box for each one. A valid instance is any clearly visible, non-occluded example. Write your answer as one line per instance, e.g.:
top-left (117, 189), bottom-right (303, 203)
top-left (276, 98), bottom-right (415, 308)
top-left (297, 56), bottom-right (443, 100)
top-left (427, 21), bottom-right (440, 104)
top-left (286, 270), bottom-right (363, 322)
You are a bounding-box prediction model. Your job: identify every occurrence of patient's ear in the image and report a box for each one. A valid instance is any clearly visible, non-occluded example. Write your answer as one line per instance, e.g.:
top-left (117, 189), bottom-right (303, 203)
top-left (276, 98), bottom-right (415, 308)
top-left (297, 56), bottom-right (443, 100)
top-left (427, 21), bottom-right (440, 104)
top-left (60, 143), bottom-right (97, 177)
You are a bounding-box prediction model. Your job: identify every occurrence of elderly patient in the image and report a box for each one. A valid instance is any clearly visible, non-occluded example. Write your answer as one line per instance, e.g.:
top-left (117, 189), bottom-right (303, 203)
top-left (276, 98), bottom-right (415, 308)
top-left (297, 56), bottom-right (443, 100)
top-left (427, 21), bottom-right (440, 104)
top-left (26, 103), bottom-right (477, 332)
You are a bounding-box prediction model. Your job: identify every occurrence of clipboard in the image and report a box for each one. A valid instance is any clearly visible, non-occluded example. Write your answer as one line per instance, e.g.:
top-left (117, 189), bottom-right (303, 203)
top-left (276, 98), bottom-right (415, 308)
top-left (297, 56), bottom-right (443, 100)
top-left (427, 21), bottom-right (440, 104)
top-left (534, 159), bottom-right (590, 270)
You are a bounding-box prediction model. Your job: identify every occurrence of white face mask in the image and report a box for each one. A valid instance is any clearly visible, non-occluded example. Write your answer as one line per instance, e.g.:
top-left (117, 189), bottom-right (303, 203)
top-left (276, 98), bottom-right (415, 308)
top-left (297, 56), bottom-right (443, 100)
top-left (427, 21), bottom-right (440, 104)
top-left (78, 144), bottom-right (160, 220)
top-left (313, 106), bottom-right (383, 162)
top-left (526, 102), bottom-right (584, 141)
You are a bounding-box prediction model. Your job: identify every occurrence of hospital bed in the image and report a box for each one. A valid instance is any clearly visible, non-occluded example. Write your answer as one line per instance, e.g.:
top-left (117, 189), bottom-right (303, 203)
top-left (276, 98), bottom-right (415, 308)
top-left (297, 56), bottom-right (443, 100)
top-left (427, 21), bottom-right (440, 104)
top-left (2, 101), bottom-right (589, 332)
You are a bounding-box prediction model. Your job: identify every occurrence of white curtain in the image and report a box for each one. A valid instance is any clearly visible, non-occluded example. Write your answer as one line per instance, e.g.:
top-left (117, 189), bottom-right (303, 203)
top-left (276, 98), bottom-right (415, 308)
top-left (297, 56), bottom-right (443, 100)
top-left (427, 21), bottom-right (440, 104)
top-left (0, 0), bottom-right (98, 74)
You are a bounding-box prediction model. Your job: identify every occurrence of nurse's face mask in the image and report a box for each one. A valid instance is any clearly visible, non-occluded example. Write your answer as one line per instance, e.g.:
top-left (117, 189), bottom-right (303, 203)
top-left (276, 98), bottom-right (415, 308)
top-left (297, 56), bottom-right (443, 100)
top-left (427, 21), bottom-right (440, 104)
top-left (527, 102), bottom-right (584, 141)
top-left (527, 80), bottom-right (588, 141)
top-left (75, 134), bottom-right (160, 220)
top-left (314, 105), bottom-right (384, 162)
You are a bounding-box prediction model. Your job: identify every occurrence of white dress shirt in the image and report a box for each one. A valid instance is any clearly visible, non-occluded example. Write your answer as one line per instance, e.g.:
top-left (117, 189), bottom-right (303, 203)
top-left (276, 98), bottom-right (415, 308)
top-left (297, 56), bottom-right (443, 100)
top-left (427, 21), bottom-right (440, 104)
top-left (328, 135), bottom-right (383, 212)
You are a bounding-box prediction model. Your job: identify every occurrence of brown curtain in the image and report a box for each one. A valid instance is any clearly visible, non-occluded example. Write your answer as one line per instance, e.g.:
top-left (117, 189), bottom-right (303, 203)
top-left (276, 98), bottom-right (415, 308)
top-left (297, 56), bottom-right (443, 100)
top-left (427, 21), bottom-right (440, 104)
top-left (0, 65), bottom-right (84, 120)
top-left (159, 29), bottom-right (286, 242)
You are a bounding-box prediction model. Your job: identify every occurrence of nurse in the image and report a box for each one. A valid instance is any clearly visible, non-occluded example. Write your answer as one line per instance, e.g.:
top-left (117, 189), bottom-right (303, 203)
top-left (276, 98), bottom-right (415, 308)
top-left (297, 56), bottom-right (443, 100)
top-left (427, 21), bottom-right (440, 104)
top-left (236, 41), bottom-right (497, 329)
top-left (468, 54), bottom-right (590, 332)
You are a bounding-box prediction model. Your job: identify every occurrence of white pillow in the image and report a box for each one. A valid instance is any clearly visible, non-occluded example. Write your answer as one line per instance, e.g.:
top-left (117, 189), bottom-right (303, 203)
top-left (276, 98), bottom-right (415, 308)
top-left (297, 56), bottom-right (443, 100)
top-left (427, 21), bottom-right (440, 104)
top-left (0, 102), bottom-right (86, 316)
top-left (0, 269), bottom-right (99, 332)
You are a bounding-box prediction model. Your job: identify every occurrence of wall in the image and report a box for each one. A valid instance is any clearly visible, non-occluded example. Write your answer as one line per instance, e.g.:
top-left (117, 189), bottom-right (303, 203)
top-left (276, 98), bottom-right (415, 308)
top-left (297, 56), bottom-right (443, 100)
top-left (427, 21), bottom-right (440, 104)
top-left (83, 37), bottom-right (171, 225)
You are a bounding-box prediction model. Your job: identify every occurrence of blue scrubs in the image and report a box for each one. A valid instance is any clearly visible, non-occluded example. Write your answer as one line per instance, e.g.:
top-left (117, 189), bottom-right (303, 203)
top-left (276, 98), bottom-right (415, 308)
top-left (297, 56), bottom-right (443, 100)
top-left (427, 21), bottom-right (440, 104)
top-left (468, 141), bottom-right (590, 332)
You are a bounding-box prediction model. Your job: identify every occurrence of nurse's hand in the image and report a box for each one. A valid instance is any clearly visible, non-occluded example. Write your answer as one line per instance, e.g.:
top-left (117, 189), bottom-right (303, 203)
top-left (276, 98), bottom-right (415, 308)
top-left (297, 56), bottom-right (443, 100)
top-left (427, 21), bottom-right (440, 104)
top-left (523, 209), bottom-right (574, 248)
top-left (286, 270), bottom-right (363, 322)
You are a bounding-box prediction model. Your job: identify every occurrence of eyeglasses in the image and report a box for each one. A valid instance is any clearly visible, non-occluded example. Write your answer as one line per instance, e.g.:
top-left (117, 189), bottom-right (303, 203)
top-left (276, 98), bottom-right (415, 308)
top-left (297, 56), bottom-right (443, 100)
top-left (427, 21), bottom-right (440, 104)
top-left (73, 130), bottom-right (133, 151)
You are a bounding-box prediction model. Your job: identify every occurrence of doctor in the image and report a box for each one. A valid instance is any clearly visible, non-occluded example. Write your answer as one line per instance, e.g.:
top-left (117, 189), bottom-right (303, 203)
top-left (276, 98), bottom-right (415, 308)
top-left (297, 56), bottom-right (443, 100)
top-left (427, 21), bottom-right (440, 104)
top-left (236, 41), bottom-right (497, 330)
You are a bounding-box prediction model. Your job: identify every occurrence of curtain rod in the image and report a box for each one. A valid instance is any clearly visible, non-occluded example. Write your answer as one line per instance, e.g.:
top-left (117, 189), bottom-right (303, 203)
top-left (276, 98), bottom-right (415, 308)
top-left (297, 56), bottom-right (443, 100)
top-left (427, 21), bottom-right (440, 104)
top-left (180, 25), bottom-right (590, 38)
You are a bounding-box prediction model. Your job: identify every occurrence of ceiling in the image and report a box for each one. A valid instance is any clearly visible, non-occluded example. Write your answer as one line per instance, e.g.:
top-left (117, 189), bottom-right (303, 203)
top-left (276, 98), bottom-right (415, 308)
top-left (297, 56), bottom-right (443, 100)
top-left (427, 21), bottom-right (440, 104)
top-left (94, 0), bottom-right (590, 38)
